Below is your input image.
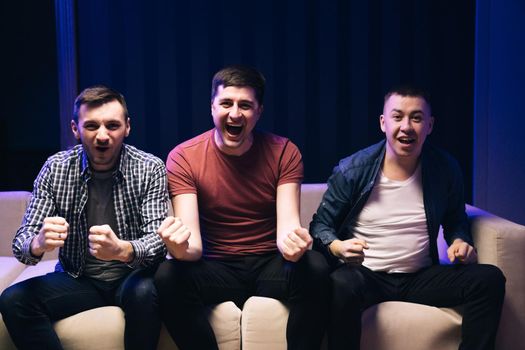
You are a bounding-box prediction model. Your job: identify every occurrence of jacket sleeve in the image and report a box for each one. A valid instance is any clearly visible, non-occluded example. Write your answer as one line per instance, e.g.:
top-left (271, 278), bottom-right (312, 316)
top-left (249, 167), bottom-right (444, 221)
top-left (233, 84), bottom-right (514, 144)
top-left (310, 167), bottom-right (355, 261)
top-left (441, 157), bottom-right (473, 246)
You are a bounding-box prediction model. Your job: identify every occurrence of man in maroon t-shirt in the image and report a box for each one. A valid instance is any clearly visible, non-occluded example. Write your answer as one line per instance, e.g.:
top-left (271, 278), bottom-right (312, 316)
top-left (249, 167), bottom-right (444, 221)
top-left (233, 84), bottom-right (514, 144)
top-left (154, 65), bottom-right (329, 350)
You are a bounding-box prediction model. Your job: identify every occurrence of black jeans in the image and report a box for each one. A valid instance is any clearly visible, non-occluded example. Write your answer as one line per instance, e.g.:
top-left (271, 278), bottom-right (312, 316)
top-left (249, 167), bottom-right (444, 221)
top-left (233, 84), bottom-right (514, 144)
top-left (329, 263), bottom-right (506, 350)
top-left (154, 251), bottom-right (330, 350)
top-left (0, 266), bottom-right (160, 350)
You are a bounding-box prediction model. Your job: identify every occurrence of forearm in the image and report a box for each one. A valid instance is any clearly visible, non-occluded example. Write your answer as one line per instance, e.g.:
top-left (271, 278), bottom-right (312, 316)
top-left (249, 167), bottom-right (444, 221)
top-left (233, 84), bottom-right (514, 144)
top-left (167, 245), bottom-right (201, 261)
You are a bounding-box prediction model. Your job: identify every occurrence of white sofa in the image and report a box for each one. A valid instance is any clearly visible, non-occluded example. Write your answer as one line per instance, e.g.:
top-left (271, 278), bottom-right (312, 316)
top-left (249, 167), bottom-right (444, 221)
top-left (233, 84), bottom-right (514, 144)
top-left (1, 184), bottom-right (524, 349)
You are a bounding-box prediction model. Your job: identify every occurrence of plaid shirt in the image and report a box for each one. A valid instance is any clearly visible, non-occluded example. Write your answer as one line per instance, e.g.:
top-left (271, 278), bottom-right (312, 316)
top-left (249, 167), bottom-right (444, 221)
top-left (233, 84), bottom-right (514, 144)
top-left (13, 144), bottom-right (168, 277)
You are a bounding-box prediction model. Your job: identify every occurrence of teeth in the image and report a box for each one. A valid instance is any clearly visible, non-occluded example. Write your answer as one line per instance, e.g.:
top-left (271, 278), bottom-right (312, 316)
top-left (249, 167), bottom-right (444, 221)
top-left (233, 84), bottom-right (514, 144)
top-left (398, 138), bottom-right (414, 144)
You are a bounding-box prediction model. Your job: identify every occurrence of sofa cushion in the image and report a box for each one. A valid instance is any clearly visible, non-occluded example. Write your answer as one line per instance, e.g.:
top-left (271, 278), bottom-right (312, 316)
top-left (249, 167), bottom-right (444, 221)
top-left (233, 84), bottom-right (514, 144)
top-left (0, 257), bottom-right (26, 292)
top-left (361, 301), bottom-right (462, 350)
top-left (10, 259), bottom-right (57, 285)
top-left (241, 296), bottom-right (288, 350)
top-left (0, 191), bottom-right (31, 257)
top-left (241, 297), bottom-right (462, 350)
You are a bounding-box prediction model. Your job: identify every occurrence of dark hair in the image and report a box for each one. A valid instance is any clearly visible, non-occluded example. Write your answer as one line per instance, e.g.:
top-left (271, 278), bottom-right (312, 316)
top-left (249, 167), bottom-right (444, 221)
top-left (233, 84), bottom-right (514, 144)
top-left (73, 85), bottom-right (129, 123)
top-left (384, 85), bottom-right (432, 113)
top-left (211, 65), bottom-right (266, 105)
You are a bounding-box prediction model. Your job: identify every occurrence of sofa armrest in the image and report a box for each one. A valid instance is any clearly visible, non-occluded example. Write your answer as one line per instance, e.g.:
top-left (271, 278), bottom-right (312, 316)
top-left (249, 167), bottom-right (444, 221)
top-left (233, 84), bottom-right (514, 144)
top-left (0, 191), bottom-right (32, 257)
top-left (466, 204), bottom-right (525, 350)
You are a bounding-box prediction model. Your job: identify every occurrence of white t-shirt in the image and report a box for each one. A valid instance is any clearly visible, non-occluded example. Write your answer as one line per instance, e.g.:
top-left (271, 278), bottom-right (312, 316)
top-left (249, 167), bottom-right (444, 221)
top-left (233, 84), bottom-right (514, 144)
top-left (351, 165), bottom-right (432, 273)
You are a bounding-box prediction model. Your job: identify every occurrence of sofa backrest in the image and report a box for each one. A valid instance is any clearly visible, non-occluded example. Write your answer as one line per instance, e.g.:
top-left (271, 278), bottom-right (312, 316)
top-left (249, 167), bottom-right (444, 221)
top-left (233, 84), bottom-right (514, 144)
top-left (299, 183), bottom-right (327, 228)
top-left (0, 191), bottom-right (32, 257)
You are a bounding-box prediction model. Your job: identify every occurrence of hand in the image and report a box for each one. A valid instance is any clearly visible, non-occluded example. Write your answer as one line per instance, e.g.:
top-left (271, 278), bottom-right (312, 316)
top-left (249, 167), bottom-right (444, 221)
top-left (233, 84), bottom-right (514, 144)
top-left (30, 216), bottom-right (69, 257)
top-left (88, 224), bottom-right (133, 262)
top-left (157, 216), bottom-right (191, 259)
top-left (447, 239), bottom-right (477, 264)
top-left (279, 228), bottom-right (312, 262)
top-left (329, 238), bottom-right (369, 265)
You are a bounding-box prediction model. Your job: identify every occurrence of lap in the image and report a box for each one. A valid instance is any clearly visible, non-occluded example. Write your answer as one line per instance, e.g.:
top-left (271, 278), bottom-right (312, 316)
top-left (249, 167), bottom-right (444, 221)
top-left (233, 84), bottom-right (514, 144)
top-left (401, 263), bottom-right (504, 307)
top-left (329, 263), bottom-right (504, 309)
top-left (1, 272), bottom-right (109, 321)
top-left (155, 252), bottom-right (328, 306)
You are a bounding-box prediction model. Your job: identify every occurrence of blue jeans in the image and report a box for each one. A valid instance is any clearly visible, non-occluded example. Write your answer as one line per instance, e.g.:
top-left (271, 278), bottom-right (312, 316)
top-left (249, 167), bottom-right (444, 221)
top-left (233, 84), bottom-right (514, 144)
top-left (0, 266), bottom-right (160, 350)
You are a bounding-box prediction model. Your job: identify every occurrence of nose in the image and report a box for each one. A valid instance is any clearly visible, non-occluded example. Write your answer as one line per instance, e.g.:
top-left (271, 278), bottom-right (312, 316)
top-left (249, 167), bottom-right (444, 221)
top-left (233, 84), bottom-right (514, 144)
top-left (400, 117), bottom-right (412, 131)
top-left (228, 104), bottom-right (242, 119)
top-left (96, 127), bottom-right (110, 143)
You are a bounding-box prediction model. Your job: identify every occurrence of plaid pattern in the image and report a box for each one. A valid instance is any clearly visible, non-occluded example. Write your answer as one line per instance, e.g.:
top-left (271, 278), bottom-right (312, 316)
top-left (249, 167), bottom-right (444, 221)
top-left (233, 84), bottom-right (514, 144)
top-left (13, 144), bottom-right (168, 277)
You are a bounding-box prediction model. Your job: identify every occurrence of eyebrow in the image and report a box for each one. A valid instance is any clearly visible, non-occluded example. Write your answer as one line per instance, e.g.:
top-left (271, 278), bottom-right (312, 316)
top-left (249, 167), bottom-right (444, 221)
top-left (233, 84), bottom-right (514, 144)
top-left (390, 108), bottom-right (424, 114)
top-left (218, 98), bottom-right (255, 105)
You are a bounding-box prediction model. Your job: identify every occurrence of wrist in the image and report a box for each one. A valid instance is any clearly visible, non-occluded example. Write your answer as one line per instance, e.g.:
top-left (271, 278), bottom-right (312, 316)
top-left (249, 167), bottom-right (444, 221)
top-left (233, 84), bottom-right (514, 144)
top-left (30, 236), bottom-right (45, 258)
top-left (119, 241), bottom-right (135, 263)
top-left (327, 240), bottom-right (339, 257)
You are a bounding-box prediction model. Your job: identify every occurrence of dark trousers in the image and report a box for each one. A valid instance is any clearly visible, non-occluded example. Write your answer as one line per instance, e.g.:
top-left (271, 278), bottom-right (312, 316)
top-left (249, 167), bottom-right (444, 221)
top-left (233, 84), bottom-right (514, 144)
top-left (0, 266), bottom-right (160, 350)
top-left (154, 251), bottom-right (330, 350)
top-left (329, 263), bottom-right (505, 350)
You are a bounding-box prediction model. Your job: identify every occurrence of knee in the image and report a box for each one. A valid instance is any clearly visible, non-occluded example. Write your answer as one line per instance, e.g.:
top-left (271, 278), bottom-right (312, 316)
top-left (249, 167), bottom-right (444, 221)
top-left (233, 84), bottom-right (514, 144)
top-left (0, 284), bottom-right (32, 317)
top-left (153, 259), bottom-right (186, 295)
top-left (477, 264), bottom-right (506, 297)
top-left (301, 250), bottom-right (331, 283)
top-left (330, 266), bottom-right (365, 299)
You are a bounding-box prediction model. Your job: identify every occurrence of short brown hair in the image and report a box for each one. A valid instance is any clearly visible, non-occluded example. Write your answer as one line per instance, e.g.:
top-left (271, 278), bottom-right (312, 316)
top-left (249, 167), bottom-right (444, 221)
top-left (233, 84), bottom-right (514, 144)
top-left (211, 65), bottom-right (266, 105)
top-left (73, 85), bottom-right (129, 122)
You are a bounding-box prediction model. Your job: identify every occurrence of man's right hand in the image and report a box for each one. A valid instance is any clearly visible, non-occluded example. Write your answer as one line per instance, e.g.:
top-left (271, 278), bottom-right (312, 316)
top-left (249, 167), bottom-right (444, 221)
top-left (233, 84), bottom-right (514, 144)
top-left (30, 216), bottom-right (69, 257)
top-left (328, 238), bottom-right (369, 265)
top-left (157, 216), bottom-right (191, 259)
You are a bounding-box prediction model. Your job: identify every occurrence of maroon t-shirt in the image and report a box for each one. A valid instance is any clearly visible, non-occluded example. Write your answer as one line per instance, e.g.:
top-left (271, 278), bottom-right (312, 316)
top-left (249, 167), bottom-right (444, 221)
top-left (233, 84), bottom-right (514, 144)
top-left (166, 129), bottom-right (304, 259)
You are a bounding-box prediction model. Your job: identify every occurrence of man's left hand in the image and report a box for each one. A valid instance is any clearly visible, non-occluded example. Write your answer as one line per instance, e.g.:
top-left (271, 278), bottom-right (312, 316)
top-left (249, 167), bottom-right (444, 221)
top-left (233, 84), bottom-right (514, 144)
top-left (88, 224), bottom-right (134, 263)
top-left (447, 238), bottom-right (477, 264)
top-left (279, 228), bottom-right (312, 262)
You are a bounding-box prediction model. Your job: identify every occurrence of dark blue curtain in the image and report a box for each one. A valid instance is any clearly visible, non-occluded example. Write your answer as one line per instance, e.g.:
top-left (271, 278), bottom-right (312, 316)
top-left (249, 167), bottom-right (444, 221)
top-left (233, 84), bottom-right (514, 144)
top-left (1, 0), bottom-right (475, 202)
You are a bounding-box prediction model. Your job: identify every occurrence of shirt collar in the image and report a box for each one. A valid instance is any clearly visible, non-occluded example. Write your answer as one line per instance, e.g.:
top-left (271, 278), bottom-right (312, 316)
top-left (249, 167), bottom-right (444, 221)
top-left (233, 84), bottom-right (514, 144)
top-left (78, 144), bottom-right (126, 183)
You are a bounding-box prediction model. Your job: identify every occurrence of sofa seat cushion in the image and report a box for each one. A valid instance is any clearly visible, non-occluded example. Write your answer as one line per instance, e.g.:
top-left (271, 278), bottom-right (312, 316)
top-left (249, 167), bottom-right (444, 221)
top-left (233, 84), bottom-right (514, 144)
top-left (10, 259), bottom-right (57, 285)
top-left (55, 306), bottom-right (125, 350)
top-left (0, 257), bottom-right (26, 292)
top-left (241, 296), bottom-right (288, 350)
top-left (241, 297), bottom-right (463, 350)
top-left (361, 301), bottom-right (462, 350)
top-left (158, 301), bottom-right (242, 350)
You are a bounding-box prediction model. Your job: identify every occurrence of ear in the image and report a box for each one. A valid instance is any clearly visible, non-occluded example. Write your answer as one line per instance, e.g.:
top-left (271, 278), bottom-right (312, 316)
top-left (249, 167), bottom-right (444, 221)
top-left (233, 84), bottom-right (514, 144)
top-left (379, 115), bottom-right (386, 133)
top-left (71, 120), bottom-right (80, 140)
top-left (125, 117), bottom-right (131, 137)
top-left (427, 116), bottom-right (434, 135)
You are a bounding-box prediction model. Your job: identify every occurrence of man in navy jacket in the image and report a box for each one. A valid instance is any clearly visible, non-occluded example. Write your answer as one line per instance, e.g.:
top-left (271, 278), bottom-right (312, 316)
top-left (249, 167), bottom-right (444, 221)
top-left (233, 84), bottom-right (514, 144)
top-left (311, 86), bottom-right (505, 350)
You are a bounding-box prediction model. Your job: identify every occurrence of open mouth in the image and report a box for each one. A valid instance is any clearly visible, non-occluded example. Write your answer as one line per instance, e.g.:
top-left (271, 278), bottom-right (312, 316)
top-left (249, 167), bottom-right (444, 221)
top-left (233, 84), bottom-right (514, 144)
top-left (398, 137), bottom-right (415, 145)
top-left (226, 124), bottom-right (243, 136)
top-left (95, 146), bottom-right (109, 153)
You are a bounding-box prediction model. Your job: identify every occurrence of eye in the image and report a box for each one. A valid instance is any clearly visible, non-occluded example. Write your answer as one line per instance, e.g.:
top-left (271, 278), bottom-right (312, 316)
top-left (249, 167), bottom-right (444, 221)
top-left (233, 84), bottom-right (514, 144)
top-left (83, 123), bottom-right (98, 131)
top-left (392, 114), bottom-right (402, 121)
top-left (106, 123), bottom-right (121, 130)
top-left (220, 101), bottom-right (233, 108)
top-left (411, 115), bottom-right (423, 122)
top-left (239, 103), bottom-right (253, 110)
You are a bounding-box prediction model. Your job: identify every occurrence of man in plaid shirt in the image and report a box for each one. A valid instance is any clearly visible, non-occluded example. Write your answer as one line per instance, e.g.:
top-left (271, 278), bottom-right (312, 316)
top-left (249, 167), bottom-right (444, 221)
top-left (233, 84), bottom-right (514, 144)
top-left (0, 85), bottom-right (168, 350)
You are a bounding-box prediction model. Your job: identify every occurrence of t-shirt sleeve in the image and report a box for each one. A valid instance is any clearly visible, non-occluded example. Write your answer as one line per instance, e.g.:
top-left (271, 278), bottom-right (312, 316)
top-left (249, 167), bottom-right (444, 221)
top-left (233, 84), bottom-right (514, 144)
top-left (277, 140), bottom-right (304, 186)
top-left (166, 146), bottom-right (197, 197)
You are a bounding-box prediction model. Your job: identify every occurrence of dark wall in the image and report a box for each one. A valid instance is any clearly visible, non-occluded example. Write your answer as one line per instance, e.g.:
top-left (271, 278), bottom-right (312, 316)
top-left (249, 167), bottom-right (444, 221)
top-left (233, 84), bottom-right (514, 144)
top-left (2, 0), bottom-right (475, 204)
top-left (0, 0), bottom-right (60, 191)
top-left (76, 0), bottom-right (475, 200)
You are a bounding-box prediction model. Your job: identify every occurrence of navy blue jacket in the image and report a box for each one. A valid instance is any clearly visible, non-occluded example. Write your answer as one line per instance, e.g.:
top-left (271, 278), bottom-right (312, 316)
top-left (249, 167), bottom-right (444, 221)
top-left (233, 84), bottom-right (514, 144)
top-left (310, 140), bottom-right (472, 266)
